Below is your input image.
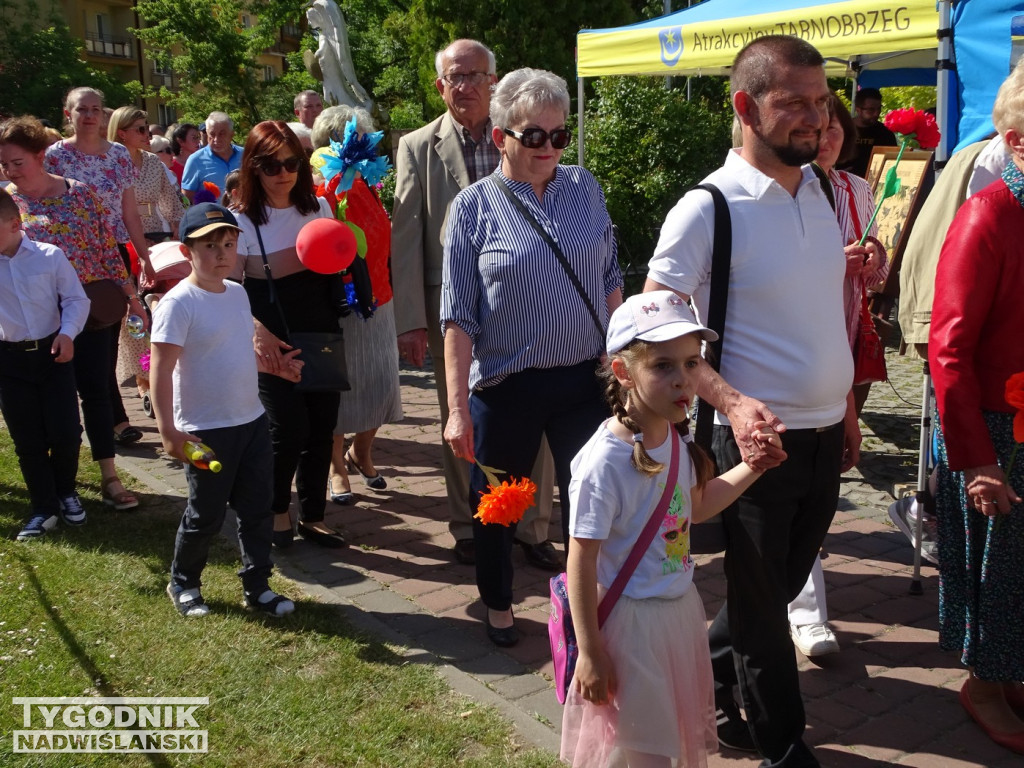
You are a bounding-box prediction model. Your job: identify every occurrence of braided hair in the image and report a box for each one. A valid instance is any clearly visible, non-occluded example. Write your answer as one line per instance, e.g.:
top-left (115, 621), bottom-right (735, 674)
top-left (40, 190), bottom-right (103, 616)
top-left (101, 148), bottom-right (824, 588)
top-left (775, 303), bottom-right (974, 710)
top-left (602, 340), bottom-right (715, 488)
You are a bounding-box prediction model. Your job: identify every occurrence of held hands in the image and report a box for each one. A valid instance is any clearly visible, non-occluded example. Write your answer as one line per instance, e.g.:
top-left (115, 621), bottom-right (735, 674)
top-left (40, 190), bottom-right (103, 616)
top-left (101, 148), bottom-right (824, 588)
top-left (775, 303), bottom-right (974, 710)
top-left (748, 420), bottom-right (784, 473)
top-left (574, 646), bottom-right (617, 706)
top-left (965, 464), bottom-right (1022, 516)
top-left (253, 322), bottom-right (294, 376)
top-left (256, 347), bottom-right (304, 382)
top-left (51, 334), bottom-right (74, 363)
top-left (724, 395), bottom-right (787, 471)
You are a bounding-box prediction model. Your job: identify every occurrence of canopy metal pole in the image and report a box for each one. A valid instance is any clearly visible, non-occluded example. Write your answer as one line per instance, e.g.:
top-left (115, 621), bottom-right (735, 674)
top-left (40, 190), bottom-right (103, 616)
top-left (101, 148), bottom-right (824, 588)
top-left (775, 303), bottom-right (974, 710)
top-left (578, 74), bottom-right (586, 167)
top-left (935, 0), bottom-right (953, 165)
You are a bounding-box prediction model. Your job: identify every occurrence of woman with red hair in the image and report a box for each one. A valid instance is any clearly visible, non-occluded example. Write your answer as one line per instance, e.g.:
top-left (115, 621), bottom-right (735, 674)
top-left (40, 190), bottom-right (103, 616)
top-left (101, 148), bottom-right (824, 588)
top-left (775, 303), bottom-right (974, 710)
top-left (231, 121), bottom-right (347, 550)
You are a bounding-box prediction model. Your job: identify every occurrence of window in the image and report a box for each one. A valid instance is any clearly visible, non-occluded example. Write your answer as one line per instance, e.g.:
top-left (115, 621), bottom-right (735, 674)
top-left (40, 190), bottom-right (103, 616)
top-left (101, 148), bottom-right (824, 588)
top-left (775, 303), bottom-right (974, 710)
top-left (158, 104), bottom-right (177, 126)
top-left (263, 65), bottom-right (275, 82)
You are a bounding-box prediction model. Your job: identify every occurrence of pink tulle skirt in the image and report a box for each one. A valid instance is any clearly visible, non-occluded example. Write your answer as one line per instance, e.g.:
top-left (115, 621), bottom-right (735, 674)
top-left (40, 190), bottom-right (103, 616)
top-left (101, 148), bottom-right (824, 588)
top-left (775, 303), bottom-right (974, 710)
top-left (560, 587), bottom-right (717, 767)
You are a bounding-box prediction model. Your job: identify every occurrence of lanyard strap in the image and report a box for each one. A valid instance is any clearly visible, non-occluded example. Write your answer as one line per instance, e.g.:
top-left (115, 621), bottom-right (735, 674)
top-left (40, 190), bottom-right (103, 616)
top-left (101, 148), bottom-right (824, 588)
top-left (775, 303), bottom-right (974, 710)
top-left (597, 430), bottom-right (681, 627)
top-left (488, 173), bottom-right (605, 343)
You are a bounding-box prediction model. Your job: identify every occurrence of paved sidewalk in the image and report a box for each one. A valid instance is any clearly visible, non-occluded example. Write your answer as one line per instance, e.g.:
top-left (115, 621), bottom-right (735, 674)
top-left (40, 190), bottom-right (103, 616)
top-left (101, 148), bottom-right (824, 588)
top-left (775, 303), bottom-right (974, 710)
top-left (110, 348), bottom-right (1021, 767)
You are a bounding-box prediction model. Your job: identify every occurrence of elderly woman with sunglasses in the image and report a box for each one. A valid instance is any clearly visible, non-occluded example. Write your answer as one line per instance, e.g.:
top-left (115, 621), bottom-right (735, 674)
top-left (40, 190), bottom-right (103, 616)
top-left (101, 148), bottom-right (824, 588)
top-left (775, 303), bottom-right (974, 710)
top-left (230, 121), bottom-right (347, 551)
top-left (442, 68), bottom-right (623, 647)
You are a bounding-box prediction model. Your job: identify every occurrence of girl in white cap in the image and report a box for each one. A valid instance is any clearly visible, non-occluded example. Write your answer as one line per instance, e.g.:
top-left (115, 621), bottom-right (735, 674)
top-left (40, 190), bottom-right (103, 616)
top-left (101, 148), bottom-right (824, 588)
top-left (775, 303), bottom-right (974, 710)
top-left (561, 290), bottom-right (782, 768)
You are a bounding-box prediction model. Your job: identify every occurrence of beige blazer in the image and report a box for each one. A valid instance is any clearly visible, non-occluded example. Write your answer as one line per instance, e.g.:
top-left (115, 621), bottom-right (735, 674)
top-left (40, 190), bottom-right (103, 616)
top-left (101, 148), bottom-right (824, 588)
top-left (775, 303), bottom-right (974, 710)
top-left (391, 113), bottom-right (472, 337)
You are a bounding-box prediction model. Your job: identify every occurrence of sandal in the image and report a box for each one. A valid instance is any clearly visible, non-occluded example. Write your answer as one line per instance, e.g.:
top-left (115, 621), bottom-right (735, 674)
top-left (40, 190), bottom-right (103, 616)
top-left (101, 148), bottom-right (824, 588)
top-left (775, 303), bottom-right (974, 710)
top-left (113, 425), bottom-right (143, 445)
top-left (101, 477), bottom-right (139, 510)
top-left (244, 589), bottom-right (295, 617)
top-left (328, 475), bottom-right (354, 505)
top-left (345, 450), bottom-right (387, 491)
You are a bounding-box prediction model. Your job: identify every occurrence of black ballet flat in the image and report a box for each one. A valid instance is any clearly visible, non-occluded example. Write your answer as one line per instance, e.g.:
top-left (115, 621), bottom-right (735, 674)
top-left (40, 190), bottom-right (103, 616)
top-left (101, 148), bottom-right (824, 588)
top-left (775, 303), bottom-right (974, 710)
top-left (297, 522), bottom-right (348, 549)
top-left (485, 610), bottom-right (519, 648)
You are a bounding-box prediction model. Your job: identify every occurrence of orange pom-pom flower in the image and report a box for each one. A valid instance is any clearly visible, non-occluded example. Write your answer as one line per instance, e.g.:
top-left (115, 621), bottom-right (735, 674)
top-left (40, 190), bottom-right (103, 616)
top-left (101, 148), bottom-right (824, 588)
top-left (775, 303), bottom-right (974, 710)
top-left (474, 463), bottom-right (537, 527)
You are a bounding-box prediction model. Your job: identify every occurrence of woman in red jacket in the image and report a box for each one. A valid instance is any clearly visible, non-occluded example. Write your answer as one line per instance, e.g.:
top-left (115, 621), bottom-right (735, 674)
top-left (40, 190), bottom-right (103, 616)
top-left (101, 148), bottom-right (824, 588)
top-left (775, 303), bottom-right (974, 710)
top-left (929, 63), bottom-right (1024, 755)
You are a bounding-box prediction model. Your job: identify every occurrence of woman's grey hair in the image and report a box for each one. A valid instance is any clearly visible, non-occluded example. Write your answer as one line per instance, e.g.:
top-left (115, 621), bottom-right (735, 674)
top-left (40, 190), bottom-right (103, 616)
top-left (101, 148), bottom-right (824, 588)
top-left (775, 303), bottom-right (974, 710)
top-left (311, 105), bottom-right (377, 148)
top-left (490, 68), bottom-right (570, 130)
top-left (993, 57), bottom-right (1024, 136)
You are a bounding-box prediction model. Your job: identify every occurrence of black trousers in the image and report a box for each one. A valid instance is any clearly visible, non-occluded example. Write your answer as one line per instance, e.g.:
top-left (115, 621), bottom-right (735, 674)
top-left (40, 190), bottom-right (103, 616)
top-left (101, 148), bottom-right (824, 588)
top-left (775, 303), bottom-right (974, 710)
top-left (72, 325), bottom-right (118, 461)
top-left (709, 422), bottom-right (843, 766)
top-left (258, 373), bottom-right (339, 523)
top-left (171, 415), bottom-right (274, 594)
top-left (0, 342), bottom-right (82, 519)
top-left (469, 361), bottom-right (607, 611)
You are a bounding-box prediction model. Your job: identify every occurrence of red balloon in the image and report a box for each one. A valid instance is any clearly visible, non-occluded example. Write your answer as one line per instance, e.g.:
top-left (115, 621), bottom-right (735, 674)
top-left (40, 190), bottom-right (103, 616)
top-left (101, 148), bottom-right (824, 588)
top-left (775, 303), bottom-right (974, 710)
top-left (296, 218), bottom-right (357, 274)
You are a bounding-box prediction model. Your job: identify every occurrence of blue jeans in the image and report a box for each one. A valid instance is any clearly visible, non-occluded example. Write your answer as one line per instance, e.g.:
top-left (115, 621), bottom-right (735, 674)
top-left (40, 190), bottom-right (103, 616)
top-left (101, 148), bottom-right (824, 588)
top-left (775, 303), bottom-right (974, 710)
top-left (469, 360), bottom-right (607, 611)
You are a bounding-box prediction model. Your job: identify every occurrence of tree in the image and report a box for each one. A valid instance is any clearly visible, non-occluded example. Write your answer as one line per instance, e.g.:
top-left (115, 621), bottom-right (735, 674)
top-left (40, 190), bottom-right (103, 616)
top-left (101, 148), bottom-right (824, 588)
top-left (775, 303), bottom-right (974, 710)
top-left (582, 76), bottom-right (733, 290)
top-left (0, 0), bottom-right (138, 125)
top-left (134, 0), bottom-right (307, 128)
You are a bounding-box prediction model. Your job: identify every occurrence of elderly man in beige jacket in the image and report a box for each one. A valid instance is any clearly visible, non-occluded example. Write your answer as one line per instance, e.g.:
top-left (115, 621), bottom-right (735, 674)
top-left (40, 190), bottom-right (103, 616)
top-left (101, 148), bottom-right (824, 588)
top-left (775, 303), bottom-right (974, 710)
top-left (391, 39), bottom-right (558, 569)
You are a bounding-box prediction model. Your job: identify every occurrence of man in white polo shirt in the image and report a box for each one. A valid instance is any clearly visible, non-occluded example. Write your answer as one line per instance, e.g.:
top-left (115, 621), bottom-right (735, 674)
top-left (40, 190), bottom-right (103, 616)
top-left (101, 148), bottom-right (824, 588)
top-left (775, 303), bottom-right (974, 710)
top-left (645, 35), bottom-right (861, 768)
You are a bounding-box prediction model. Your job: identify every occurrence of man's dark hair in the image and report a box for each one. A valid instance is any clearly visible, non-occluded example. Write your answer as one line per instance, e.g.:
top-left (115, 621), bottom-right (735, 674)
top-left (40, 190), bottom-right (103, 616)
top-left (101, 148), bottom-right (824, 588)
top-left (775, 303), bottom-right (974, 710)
top-left (854, 88), bottom-right (883, 107)
top-left (730, 35), bottom-right (824, 103)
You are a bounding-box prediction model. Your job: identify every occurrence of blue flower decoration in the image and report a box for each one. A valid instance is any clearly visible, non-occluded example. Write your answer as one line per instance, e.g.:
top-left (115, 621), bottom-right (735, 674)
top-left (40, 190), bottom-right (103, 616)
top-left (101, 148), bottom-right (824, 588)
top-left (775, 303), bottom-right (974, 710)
top-left (316, 116), bottom-right (391, 192)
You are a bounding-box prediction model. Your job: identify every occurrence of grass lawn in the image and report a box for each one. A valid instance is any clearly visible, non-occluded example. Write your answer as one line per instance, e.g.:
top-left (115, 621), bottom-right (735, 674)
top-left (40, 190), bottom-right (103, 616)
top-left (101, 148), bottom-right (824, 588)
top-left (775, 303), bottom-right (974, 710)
top-left (0, 429), bottom-right (559, 767)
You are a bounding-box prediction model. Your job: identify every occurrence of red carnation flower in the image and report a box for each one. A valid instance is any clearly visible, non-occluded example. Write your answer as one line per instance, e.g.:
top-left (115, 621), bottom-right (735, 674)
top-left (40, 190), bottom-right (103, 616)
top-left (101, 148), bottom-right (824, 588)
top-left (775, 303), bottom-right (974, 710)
top-left (914, 112), bottom-right (941, 149)
top-left (884, 108), bottom-right (919, 135)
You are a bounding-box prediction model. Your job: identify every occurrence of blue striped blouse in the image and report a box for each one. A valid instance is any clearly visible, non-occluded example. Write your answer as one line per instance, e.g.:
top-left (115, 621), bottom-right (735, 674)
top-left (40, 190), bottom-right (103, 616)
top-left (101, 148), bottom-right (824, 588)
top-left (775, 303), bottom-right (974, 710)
top-left (441, 165), bottom-right (622, 390)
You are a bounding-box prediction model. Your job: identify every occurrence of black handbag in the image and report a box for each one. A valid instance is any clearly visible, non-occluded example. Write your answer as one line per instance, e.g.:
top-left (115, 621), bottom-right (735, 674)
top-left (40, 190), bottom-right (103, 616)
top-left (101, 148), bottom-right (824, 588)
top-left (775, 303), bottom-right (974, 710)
top-left (253, 224), bottom-right (350, 393)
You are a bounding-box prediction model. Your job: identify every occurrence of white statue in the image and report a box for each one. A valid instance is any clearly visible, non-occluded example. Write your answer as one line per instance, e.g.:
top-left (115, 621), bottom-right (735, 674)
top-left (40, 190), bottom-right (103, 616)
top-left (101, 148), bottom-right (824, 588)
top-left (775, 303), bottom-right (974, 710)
top-left (305, 0), bottom-right (374, 112)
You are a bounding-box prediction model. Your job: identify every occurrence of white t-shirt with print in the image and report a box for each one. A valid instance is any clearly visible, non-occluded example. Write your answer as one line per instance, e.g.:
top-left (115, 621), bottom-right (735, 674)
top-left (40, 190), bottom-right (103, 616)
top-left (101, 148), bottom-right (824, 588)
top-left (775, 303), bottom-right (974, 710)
top-left (569, 421), bottom-right (697, 600)
top-left (151, 280), bottom-right (264, 432)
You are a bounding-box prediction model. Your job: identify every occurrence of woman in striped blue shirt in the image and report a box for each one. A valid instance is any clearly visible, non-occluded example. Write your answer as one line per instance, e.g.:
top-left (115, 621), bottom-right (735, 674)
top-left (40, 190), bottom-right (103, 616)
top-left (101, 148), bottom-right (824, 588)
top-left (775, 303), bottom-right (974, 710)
top-left (441, 68), bottom-right (623, 647)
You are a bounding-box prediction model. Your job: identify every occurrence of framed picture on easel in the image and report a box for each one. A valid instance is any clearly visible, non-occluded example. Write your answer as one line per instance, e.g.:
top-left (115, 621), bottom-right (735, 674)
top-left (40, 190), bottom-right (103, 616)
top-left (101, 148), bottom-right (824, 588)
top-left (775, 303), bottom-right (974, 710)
top-left (864, 147), bottom-right (934, 319)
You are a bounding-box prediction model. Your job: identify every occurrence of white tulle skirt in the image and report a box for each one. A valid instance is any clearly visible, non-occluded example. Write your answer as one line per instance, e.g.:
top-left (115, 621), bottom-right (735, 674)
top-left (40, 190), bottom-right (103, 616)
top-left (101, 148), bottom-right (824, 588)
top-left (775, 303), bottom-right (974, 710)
top-left (560, 587), bottom-right (717, 768)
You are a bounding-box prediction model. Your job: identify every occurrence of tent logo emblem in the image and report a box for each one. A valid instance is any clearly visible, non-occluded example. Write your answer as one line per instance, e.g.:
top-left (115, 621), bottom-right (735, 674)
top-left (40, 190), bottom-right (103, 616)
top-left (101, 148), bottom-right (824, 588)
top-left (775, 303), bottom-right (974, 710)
top-left (659, 27), bottom-right (684, 67)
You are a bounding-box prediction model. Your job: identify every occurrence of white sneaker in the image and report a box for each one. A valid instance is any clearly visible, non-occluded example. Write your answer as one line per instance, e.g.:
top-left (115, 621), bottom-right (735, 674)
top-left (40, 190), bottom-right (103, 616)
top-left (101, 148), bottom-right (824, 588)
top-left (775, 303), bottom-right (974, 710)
top-left (791, 622), bottom-right (839, 657)
top-left (888, 495), bottom-right (939, 565)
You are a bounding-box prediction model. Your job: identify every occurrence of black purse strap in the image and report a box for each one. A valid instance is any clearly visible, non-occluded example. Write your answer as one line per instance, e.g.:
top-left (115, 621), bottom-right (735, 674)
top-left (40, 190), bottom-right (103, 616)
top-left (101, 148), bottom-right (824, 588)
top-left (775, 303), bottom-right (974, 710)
top-left (253, 222), bottom-right (293, 341)
top-left (488, 173), bottom-right (605, 342)
top-left (692, 183), bottom-right (731, 450)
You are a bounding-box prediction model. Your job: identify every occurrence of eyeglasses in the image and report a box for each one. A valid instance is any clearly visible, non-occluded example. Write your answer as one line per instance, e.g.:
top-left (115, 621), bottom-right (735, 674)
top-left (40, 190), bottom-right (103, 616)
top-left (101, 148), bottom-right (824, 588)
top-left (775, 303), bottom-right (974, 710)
top-left (502, 127), bottom-right (571, 150)
top-left (256, 156), bottom-right (303, 176)
top-left (442, 71), bottom-right (491, 88)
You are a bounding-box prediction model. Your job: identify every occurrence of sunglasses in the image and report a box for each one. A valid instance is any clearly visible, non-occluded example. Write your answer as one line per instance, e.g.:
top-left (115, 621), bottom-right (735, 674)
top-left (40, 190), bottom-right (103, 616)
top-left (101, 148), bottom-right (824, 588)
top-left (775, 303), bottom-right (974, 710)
top-left (157, 148), bottom-right (173, 154)
top-left (127, 125), bottom-right (149, 135)
top-left (256, 156), bottom-right (303, 176)
top-left (502, 127), bottom-right (571, 150)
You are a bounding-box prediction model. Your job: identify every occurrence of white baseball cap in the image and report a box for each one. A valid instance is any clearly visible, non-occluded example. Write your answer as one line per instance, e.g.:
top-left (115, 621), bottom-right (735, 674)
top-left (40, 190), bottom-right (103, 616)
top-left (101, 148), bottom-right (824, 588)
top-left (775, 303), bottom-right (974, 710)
top-left (606, 291), bottom-right (718, 354)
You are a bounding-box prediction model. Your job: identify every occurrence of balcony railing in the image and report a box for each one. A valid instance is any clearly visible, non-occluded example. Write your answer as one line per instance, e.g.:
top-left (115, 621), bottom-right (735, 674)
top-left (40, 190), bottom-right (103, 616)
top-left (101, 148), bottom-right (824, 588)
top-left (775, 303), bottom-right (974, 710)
top-left (150, 69), bottom-right (178, 89)
top-left (84, 32), bottom-right (134, 59)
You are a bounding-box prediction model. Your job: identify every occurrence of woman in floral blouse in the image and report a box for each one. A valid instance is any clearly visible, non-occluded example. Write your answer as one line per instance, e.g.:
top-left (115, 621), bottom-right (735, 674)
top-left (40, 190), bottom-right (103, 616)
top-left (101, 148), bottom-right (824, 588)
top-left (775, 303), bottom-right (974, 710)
top-left (46, 88), bottom-right (152, 446)
top-left (0, 115), bottom-right (144, 510)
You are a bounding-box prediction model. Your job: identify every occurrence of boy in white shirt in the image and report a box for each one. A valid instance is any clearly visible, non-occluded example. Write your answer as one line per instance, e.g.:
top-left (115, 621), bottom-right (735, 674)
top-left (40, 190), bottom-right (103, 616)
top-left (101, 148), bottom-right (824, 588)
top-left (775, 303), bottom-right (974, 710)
top-left (0, 189), bottom-right (89, 541)
top-left (150, 203), bottom-right (302, 617)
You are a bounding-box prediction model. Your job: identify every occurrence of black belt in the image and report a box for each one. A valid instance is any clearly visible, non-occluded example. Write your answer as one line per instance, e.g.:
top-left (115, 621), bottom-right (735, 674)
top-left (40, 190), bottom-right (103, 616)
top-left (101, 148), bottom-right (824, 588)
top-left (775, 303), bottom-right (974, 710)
top-left (0, 332), bottom-right (57, 352)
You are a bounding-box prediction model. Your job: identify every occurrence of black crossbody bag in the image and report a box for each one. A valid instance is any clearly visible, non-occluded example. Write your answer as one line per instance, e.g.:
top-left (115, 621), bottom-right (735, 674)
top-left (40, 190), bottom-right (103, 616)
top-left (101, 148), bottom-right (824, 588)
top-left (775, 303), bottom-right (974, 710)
top-left (253, 223), bottom-right (350, 393)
